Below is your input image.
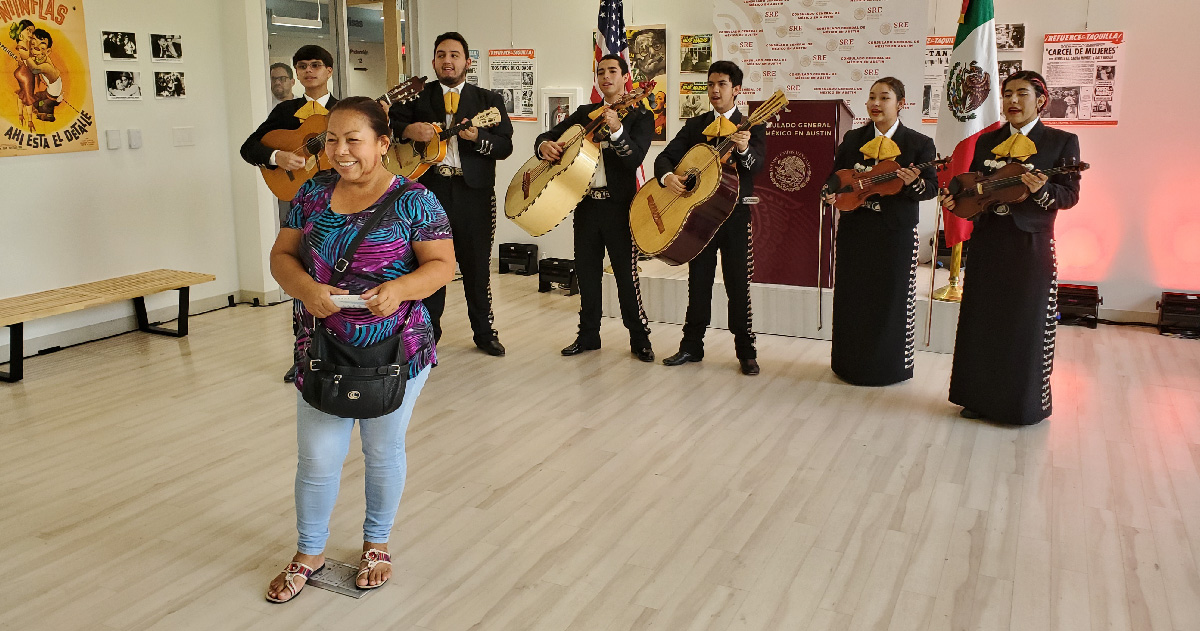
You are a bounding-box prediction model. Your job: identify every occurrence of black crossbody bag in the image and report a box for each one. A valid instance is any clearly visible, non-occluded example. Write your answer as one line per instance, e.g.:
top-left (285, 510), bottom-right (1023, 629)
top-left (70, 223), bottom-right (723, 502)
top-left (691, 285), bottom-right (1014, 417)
top-left (300, 181), bottom-right (418, 419)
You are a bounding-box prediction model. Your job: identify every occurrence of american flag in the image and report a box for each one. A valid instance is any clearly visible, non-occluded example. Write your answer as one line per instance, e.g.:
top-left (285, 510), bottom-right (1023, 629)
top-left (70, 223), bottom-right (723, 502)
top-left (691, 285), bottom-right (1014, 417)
top-left (592, 0), bottom-right (633, 103)
top-left (592, 0), bottom-right (645, 186)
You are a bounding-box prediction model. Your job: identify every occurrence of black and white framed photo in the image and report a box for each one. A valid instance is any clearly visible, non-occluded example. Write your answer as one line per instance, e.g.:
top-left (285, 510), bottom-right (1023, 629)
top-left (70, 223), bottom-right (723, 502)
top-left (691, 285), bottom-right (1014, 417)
top-left (995, 23), bottom-right (1026, 52)
top-left (150, 34), bottom-right (183, 62)
top-left (154, 71), bottom-right (186, 98)
top-left (102, 31), bottom-right (138, 60)
top-left (997, 59), bottom-right (1023, 80)
top-left (105, 70), bottom-right (142, 100)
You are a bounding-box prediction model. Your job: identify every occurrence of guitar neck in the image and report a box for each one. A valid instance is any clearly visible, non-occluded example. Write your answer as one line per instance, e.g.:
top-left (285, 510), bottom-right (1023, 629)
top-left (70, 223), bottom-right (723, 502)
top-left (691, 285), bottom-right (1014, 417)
top-left (864, 159), bottom-right (947, 185)
top-left (983, 166), bottom-right (1082, 190)
top-left (439, 124), bottom-right (467, 140)
top-left (959, 165), bottom-right (1085, 198)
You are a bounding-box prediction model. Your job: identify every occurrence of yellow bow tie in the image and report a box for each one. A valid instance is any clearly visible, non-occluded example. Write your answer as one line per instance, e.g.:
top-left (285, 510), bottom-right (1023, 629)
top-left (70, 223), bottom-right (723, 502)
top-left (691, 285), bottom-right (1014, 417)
top-left (702, 115), bottom-right (739, 140)
top-left (444, 92), bottom-right (460, 116)
top-left (859, 135), bottom-right (901, 162)
top-left (992, 133), bottom-right (1038, 161)
top-left (294, 100), bottom-right (328, 121)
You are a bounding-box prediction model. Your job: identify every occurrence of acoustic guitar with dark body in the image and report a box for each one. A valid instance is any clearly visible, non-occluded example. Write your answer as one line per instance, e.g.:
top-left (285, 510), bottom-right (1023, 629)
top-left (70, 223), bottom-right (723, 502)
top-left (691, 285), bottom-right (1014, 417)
top-left (629, 90), bottom-right (789, 265)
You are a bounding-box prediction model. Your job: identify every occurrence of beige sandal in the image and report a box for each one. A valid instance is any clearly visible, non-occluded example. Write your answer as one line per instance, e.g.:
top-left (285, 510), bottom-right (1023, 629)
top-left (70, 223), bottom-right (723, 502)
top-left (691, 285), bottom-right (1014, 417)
top-left (266, 561), bottom-right (323, 603)
top-left (356, 549), bottom-right (391, 590)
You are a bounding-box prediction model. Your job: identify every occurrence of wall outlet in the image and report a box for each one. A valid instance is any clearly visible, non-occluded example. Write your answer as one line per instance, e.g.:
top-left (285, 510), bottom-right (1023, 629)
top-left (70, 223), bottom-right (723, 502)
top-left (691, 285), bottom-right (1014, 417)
top-left (172, 126), bottom-right (195, 147)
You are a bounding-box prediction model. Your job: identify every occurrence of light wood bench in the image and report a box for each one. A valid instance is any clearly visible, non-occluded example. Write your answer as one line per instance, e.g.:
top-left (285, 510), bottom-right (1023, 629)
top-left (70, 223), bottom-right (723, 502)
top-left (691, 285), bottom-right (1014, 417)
top-left (0, 269), bottom-right (216, 383)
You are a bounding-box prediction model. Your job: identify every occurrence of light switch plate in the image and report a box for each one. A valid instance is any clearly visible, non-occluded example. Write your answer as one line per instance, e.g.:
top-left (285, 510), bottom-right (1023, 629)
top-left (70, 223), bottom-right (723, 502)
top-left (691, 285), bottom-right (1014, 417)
top-left (127, 129), bottom-right (142, 149)
top-left (172, 126), bottom-right (194, 147)
top-left (105, 129), bottom-right (121, 149)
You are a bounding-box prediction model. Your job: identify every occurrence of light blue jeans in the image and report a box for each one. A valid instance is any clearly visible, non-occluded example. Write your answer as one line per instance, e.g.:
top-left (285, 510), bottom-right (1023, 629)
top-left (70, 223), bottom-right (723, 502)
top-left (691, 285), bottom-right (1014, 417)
top-left (294, 365), bottom-right (430, 554)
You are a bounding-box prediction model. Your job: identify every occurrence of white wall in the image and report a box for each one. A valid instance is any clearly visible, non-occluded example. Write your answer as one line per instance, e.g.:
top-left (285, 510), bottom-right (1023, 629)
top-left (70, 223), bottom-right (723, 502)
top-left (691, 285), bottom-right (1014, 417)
top-left (1, 0), bottom-right (276, 361)
top-left (421, 0), bottom-right (1197, 318)
top-left (2, 0), bottom-right (1191, 364)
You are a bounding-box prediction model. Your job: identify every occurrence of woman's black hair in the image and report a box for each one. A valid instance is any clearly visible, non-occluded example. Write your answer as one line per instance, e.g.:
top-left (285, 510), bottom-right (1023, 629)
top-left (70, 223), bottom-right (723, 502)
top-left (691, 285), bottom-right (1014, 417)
top-left (328, 96), bottom-right (390, 138)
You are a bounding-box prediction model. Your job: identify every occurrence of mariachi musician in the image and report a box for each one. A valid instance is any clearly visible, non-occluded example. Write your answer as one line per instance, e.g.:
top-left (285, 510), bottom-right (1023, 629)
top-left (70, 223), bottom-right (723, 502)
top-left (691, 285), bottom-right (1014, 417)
top-left (824, 77), bottom-right (937, 386)
top-left (389, 32), bottom-right (514, 356)
top-left (240, 45), bottom-right (337, 383)
top-left (942, 70), bottom-right (1082, 425)
top-left (657, 60), bottom-right (766, 376)
top-left (534, 54), bottom-right (654, 362)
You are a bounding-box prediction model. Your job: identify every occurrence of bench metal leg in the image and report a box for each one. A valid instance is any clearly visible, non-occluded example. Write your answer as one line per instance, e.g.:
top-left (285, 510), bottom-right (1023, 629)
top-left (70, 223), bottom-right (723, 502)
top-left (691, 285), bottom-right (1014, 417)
top-left (133, 287), bottom-right (190, 338)
top-left (1, 322), bottom-right (23, 383)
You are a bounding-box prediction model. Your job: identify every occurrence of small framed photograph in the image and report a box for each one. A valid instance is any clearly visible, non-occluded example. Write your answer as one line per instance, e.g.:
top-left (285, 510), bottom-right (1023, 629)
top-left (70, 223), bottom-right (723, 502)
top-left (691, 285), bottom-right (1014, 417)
top-left (150, 34), bottom-right (183, 62)
top-left (102, 31), bottom-right (138, 60)
top-left (997, 59), bottom-right (1023, 80)
top-left (154, 72), bottom-right (186, 98)
top-left (995, 23), bottom-right (1025, 51)
top-left (105, 70), bottom-right (142, 100)
top-left (540, 87), bottom-right (583, 132)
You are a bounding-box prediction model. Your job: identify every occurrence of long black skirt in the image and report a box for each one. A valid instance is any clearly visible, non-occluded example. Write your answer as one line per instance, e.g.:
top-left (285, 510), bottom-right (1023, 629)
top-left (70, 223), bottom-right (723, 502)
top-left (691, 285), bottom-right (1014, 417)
top-left (949, 214), bottom-right (1057, 425)
top-left (830, 223), bottom-right (920, 386)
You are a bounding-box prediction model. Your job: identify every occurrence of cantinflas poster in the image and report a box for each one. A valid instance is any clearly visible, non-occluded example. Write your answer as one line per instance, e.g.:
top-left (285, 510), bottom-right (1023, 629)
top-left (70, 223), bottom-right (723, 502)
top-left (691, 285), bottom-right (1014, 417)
top-left (2, 1), bottom-right (98, 157)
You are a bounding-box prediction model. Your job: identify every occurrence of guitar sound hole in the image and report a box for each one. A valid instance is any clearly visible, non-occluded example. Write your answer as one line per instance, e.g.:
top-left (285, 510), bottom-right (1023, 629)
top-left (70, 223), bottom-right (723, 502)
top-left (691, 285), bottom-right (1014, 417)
top-left (683, 172), bottom-right (699, 193)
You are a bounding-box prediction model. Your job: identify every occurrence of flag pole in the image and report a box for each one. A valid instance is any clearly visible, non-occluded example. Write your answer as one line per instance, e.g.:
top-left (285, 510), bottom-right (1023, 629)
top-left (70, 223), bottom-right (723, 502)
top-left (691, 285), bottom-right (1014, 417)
top-left (816, 196), bottom-right (826, 330)
top-left (932, 242), bottom-right (964, 302)
top-left (925, 202), bottom-right (943, 346)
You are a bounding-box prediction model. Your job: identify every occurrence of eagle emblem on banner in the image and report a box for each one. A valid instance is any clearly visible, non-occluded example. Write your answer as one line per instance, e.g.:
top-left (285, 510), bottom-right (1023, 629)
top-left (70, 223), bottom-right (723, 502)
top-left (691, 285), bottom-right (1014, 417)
top-left (946, 60), bottom-right (991, 122)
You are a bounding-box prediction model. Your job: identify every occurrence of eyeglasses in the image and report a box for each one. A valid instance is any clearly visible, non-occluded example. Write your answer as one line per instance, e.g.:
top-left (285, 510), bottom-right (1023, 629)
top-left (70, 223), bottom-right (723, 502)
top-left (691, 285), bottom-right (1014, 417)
top-left (271, 76), bottom-right (292, 83)
top-left (295, 61), bottom-right (327, 71)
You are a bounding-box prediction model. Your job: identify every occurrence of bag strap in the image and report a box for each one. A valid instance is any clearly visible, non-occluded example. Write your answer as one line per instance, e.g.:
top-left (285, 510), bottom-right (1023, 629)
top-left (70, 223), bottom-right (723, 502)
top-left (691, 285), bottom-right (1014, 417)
top-left (329, 179), bottom-right (419, 287)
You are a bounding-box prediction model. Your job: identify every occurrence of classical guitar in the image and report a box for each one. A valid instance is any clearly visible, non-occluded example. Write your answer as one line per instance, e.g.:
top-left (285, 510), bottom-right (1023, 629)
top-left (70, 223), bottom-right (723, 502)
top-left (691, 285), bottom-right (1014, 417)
top-left (385, 107), bottom-right (503, 179)
top-left (825, 157), bottom-right (951, 211)
top-left (629, 90), bottom-right (789, 265)
top-left (945, 161), bottom-right (1089, 219)
top-left (504, 83), bottom-right (655, 237)
top-left (259, 76), bottom-right (427, 201)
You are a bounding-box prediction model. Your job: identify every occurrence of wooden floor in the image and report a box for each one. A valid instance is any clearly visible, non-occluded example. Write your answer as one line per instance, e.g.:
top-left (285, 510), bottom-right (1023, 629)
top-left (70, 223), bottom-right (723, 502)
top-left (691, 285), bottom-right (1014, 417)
top-left (2, 273), bottom-right (1199, 631)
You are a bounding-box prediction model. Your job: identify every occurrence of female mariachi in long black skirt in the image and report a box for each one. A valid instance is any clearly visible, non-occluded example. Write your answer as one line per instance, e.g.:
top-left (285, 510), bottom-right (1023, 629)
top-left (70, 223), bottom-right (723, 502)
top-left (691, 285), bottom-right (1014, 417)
top-left (945, 71), bottom-right (1082, 425)
top-left (827, 78), bottom-right (938, 386)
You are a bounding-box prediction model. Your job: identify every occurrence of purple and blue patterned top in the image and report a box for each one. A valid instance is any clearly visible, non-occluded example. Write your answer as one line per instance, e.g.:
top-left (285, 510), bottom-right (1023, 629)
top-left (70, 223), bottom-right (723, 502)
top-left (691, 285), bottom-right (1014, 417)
top-left (285, 171), bottom-right (452, 384)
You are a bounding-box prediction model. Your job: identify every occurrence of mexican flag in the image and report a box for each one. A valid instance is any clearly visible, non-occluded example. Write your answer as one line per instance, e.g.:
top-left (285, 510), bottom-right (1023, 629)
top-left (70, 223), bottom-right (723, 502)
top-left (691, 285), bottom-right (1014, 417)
top-left (935, 0), bottom-right (1004, 246)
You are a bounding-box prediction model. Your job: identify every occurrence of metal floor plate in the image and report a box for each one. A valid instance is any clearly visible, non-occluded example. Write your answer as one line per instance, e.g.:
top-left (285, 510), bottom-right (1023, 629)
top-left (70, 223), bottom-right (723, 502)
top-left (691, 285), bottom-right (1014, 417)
top-left (307, 559), bottom-right (366, 598)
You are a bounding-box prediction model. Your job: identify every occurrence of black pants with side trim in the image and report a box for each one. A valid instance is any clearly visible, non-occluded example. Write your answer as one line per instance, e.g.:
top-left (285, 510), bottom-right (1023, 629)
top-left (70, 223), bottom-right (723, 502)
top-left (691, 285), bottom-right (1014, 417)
top-left (419, 171), bottom-right (498, 346)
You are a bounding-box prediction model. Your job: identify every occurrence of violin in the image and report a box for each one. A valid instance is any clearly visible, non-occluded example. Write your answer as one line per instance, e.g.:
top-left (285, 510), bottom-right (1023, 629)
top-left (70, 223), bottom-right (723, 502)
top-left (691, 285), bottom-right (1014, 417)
top-left (825, 157), bottom-right (950, 211)
top-left (945, 160), bottom-right (1089, 219)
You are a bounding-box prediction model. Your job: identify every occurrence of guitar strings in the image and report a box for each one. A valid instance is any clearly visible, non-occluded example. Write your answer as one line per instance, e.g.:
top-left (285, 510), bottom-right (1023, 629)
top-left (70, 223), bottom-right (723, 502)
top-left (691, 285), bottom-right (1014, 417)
top-left (649, 93), bottom-right (788, 222)
top-left (528, 89), bottom-right (648, 180)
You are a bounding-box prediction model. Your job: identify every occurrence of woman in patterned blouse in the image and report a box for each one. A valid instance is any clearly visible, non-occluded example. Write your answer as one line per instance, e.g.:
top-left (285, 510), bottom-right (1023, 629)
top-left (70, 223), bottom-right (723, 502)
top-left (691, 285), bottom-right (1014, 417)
top-left (266, 96), bottom-right (455, 603)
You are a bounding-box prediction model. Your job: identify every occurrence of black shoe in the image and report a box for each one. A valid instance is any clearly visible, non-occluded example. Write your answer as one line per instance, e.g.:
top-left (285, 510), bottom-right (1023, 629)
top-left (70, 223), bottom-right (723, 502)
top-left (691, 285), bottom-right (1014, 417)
top-left (633, 347), bottom-right (655, 363)
top-left (283, 364), bottom-right (298, 383)
top-left (739, 359), bottom-right (760, 376)
top-left (477, 339), bottom-right (506, 356)
top-left (959, 408), bottom-right (983, 419)
top-left (662, 351), bottom-right (701, 366)
top-left (561, 340), bottom-right (600, 356)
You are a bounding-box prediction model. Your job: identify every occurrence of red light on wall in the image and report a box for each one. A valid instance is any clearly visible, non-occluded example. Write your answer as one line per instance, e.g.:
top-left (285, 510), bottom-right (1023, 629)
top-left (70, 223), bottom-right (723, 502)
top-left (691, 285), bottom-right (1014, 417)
top-left (1147, 179), bottom-right (1200, 290)
top-left (1173, 222), bottom-right (1200, 265)
top-left (1057, 226), bottom-right (1102, 271)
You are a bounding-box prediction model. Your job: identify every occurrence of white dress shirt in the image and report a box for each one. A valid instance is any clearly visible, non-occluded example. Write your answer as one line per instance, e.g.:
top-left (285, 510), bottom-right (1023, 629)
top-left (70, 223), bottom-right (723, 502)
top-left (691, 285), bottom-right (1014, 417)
top-left (440, 82), bottom-right (465, 169)
top-left (590, 101), bottom-right (627, 189)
